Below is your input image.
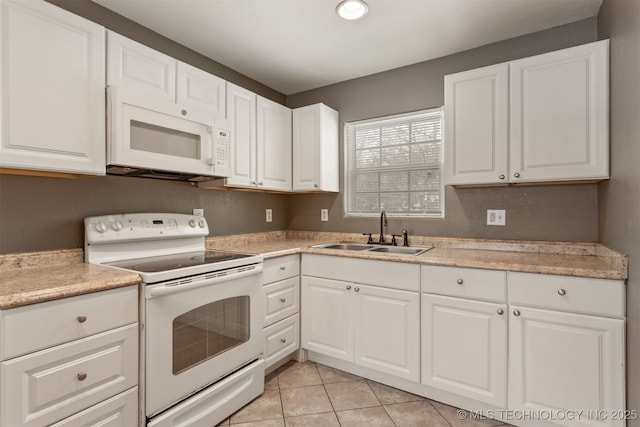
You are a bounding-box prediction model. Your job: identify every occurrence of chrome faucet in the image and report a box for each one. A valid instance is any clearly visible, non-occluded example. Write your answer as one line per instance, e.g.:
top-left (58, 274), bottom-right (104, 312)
top-left (379, 210), bottom-right (387, 243)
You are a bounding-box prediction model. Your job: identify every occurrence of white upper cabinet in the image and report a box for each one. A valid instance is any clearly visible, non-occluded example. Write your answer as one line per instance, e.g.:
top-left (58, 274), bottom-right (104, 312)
top-left (445, 40), bottom-right (609, 186)
top-left (292, 103), bottom-right (339, 192)
top-left (257, 96), bottom-right (292, 191)
top-left (177, 62), bottom-right (226, 116)
top-left (224, 82), bottom-right (291, 191)
top-left (445, 64), bottom-right (509, 185)
top-left (0, 0), bottom-right (106, 175)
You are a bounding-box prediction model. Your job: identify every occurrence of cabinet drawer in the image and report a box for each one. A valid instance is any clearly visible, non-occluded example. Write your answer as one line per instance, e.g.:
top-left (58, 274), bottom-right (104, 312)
top-left (302, 254), bottom-right (420, 292)
top-left (264, 276), bottom-right (299, 327)
top-left (508, 272), bottom-right (625, 318)
top-left (1, 324), bottom-right (138, 427)
top-left (263, 255), bottom-right (299, 284)
top-left (50, 387), bottom-right (138, 427)
top-left (264, 314), bottom-right (299, 369)
top-left (421, 266), bottom-right (506, 302)
top-left (1, 286), bottom-right (138, 360)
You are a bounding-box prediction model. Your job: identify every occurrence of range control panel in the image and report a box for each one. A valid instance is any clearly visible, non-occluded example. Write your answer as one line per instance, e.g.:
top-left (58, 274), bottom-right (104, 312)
top-left (85, 213), bottom-right (209, 244)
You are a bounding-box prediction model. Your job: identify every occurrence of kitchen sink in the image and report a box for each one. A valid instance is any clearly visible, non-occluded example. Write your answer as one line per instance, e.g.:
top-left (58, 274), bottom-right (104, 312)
top-left (312, 242), bottom-right (432, 256)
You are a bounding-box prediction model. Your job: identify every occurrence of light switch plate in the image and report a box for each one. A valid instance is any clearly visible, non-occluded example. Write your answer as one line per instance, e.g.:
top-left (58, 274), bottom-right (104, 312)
top-left (321, 209), bottom-right (329, 222)
top-left (487, 209), bottom-right (506, 226)
top-left (266, 209), bottom-right (273, 223)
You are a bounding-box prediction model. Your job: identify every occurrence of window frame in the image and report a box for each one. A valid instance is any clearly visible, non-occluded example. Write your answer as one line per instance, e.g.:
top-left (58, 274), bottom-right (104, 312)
top-left (342, 107), bottom-right (445, 219)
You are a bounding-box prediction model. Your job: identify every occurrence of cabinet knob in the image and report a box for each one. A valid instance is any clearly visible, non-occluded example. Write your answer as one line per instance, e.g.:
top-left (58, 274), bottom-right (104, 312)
top-left (558, 289), bottom-right (566, 296)
top-left (354, 287), bottom-right (360, 292)
top-left (513, 172), bottom-right (521, 178)
top-left (181, 109), bottom-right (187, 116)
top-left (513, 310), bottom-right (521, 317)
top-left (499, 174), bottom-right (505, 180)
top-left (77, 373), bottom-right (87, 381)
top-left (346, 285), bottom-right (352, 290)
top-left (314, 183), bottom-right (319, 188)
top-left (258, 181), bottom-right (264, 185)
top-left (280, 298), bottom-right (286, 303)
top-left (280, 266), bottom-right (286, 271)
top-left (280, 338), bottom-right (287, 344)
top-left (456, 279), bottom-right (463, 285)
top-left (497, 309), bottom-right (504, 315)
top-left (77, 316), bottom-right (87, 323)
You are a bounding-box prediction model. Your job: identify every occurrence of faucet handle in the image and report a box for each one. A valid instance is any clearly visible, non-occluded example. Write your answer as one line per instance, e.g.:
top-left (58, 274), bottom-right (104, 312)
top-left (362, 233), bottom-right (373, 244)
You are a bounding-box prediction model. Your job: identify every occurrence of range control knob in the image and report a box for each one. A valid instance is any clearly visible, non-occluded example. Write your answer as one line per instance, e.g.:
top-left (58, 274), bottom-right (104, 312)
top-left (188, 219), bottom-right (197, 228)
top-left (198, 220), bottom-right (206, 228)
top-left (111, 221), bottom-right (124, 231)
top-left (95, 222), bottom-right (108, 233)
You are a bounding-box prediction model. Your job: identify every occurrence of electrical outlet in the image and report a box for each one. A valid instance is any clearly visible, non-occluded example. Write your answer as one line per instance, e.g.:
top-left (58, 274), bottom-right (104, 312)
top-left (265, 209), bottom-right (272, 223)
top-left (321, 209), bottom-right (329, 222)
top-left (487, 209), bottom-right (506, 226)
top-left (193, 208), bottom-right (204, 217)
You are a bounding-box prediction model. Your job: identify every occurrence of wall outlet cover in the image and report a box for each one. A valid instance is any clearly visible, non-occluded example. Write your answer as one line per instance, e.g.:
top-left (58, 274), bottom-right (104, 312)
top-left (266, 209), bottom-right (273, 223)
top-left (193, 208), bottom-right (204, 217)
top-left (487, 209), bottom-right (506, 226)
top-left (321, 209), bottom-right (329, 222)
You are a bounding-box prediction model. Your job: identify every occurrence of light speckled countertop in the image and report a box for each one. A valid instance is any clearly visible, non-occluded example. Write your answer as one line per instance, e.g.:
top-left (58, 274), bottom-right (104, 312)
top-left (0, 231), bottom-right (627, 310)
top-left (0, 249), bottom-right (140, 309)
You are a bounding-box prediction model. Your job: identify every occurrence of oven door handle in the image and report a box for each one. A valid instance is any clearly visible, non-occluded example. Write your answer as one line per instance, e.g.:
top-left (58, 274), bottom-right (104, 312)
top-left (146, 265), bottom-right (263, 298)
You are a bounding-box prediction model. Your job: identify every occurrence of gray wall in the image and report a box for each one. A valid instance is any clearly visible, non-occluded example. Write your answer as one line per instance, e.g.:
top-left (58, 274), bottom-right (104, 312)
top-left (597, 0), bottom-right (640, 421)
top-left (286, 18), bottom-right (600, 242)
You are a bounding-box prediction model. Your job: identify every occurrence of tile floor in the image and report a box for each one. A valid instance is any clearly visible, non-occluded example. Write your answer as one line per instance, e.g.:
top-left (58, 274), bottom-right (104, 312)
top-left (217, 361), bottom-right (511, 427)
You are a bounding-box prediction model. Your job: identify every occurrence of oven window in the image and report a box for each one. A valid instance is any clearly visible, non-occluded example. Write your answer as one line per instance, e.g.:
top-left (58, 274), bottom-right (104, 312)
top-left (130, 120), bottom-right (201, 159)
top-left (172, 296), bottom-right (250, 375)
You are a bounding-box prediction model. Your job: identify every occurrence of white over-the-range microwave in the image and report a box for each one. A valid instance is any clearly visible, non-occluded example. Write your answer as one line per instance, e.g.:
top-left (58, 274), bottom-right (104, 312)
top-left (106, 86), bottom-right (231, 182)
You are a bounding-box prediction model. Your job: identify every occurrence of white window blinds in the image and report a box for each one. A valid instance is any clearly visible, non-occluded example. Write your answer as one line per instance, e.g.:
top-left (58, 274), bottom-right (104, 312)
top-left (344, 108), bottom-right (444, 217)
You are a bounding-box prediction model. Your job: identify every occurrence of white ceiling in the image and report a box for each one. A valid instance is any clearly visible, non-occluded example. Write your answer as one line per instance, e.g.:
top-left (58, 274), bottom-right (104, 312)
top-left (93, 0), bottom-right (603, 95)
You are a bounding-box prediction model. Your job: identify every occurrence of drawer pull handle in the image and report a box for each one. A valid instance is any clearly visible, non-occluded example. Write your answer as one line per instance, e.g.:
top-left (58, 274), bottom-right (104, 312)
top-left (346, 285), bottom-right (352, 290)
top-left (456, 279), bottom-right (463, 285)
top-left (354, 287), bottom-right (360, 292)
top-left (280, 266), bottom-right (286, 271)
top-left (77, 316), bottom-right (87, 323)
top-left (77, 373), bottom-right (87, 381)
top-left (513, 310), bottom-right (521, 317)
top-left (280, 298), bottom-right (286, 303)
top-left (280, 338), bottom-right (287, 343)
top-left (558, 289), bottom-right (566, 296)
top-left (497, 309), bottom-right (504, 315)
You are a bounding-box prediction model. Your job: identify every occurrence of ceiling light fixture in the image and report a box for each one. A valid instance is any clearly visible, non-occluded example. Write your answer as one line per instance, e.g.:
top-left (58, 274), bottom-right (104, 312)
top-left (336, 0), bottom-right (369, 20)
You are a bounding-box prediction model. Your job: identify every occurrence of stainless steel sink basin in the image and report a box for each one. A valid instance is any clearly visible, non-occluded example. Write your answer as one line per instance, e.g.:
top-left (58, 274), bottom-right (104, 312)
top-left (312, 242), bottom-right (432, 256)
top-left (322, 243), bottom-right (374, 251)
top-left (368, 246), bottom-right (431, 256)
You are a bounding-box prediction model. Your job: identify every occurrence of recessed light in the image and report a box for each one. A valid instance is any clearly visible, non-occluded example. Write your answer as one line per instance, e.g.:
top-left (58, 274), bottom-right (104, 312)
top-left (336, 0), bottom-right (369, 20)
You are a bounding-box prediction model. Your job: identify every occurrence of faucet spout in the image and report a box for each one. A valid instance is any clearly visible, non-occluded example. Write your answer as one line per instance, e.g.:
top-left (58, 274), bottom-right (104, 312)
top-left (379, 211), bottom-right (387, 243)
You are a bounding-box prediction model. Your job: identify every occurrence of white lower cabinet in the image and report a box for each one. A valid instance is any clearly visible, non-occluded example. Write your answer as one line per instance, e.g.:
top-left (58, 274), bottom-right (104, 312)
top-left (262, 255), bottom-right (300, 371)
top-left (0, 286), bottom-right (139, 427)
top-left (421, 294), bottom-right (507, 407)
top-left (301, 255), bottom-right (421, 382)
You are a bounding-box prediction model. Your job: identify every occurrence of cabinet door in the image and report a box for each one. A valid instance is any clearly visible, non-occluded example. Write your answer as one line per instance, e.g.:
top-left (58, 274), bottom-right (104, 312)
top-left (292, 104), bottom-right (339, 192)
top-left (226, 82), bottom-right (256, 187)
top-left (355, 285), bottom-right (420, 382)
top-left (257, 96), bottom-right (292, 191)
top-left (510, 40), bottom-right (609, 183)
top-left (107, 31), bottom-right (176, 102)
top-left (444, 63), bottom-right (509, 185)
top-left (422, 294), bottom-right (507, 407)
top-left (509, 306), bottom-right (625, 427)
top-left (177, 62), bottom-right (226, 116)
top-left (0, 0), bottom-right (105, 175)
top-left (301, 276), bottom-right (353, 361)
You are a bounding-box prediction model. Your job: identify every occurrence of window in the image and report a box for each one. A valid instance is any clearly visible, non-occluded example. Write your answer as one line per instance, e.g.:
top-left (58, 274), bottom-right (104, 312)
top-left (344, 107), bottom-right (444, 218)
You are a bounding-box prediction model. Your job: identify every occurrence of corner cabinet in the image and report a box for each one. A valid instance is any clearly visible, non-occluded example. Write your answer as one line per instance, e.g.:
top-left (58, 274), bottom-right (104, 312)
top-left (0, 0), bottom-right (106, 175)
top-left (445, 40), bottom-right (609, 186)
top-left (223, 83), bottom-right (291, 191)
top-left (292, 104), bottom-right (339, 192)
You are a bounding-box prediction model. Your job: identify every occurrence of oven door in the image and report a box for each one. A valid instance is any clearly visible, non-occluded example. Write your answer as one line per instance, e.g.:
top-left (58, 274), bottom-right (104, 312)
top-left (143, 266), bottom-right (264, 417)
top-left (108, 87), bottom-right (231, 177)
